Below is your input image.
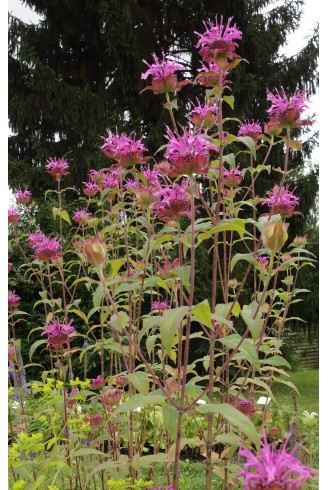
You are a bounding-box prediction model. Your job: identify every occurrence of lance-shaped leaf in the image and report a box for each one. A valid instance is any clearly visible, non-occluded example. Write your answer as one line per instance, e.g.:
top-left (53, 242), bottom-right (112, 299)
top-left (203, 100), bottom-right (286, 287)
top-left (162, 403), bottom-right (179, 437)
top-left (220, 334), bottom-right (260, 368)
top-left (159, 306), bottom-right (189, 358)
top-left (236, 135), bottom-right (257, 160)
top-left (231, 252), bottom-right (262, 272)
top-left (260, 356), bottom-right (291, 369)
top-left (198, 219), bottom-right (246, 244)
top-left (196, 403), bottom-right (260, 448)
top-left (128, 371), bottom-right (149, 396)
top-left (113, 393), bottom-right (165, 415)
top-left (192, 299), bottom-right (213, 329)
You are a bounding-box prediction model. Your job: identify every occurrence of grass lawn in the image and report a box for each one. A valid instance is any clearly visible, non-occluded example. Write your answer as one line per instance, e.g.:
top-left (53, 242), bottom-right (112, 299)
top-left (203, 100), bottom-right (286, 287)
top-left (272, 368), bottom-right (319, 414)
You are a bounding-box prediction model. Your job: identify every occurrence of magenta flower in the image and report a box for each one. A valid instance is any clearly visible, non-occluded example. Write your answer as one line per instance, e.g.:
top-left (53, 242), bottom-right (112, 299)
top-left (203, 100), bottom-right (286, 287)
top-left (141, 166), bottom-right (161, 185)
top-left (8, 345), bottom-right (16, 361)
top-left (223, 165), bottom-right (243, 187)
top-left (8, 208), bottom-right (20, 224)
top-left (116, 375), bottom-right (129, 387)
top-left (262, 184), bottom-right (299, 218)
top-left (84, 415), bottom-right (104, 426)
top-left (14, 188), bottom-right (32, 204)
top-left (100, 130), bottom-right (148, 167)
top-left (101, 390), bottom-right (123, 407)
top-left (152, 180), bottom-right (192, 222)
top-left (158, 258), bottom-right (180, 278)
top-left (83, 181), bottom-right (100, 196)
top-left (45, 158), bottom-right (70, 180)
top-left (222, 394), bottom-right (254, 418)
top-left (29, 234), bottom-right (62, 261)
top-left (141, 52), bottom-right (190, 94)
top-left (164, 127), bottom-right (218, 176)
top-left (195, 16), bottom-right (242, 63)
top-left (238, 120), bottom-right (262, 142)
top-left (103, 171), bottom-right (120, 190)
top-left (66, 388), bottom-right (79, 408)
top-left (41, 318), bottom-right (77, 350)
top-left (267, 87), bottom-right (310, 127)
top-left (73, 208), bottom-right (92, 225)
top-left (190, 98), bottom-right (217, 128)
top-left (151, 300), bottom-right (169, 312)
top-left (197, 61), bottom-right (230, 87)
top-left (238, 432), bottom-right (315, 489)
top-left (213, 321), bottom-right (232, 338)
top-left (8, 291), bottom-right (21, 310)
top-left (89, 375), bottom-right (106, 390)
top-left (8, 262), bottom-right (13, 273)
top-left (257, 255), bottom-right (270, 268)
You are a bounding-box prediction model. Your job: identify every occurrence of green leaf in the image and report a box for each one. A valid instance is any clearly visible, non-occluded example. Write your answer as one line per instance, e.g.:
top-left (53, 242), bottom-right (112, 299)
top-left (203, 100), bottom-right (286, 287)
top-left (30, 475), bottom-right (46, 490)
top-left (139, 453), bottom-right (168, 467)
top-left (260, 356), bottom-right (291, 369)
top-left (146, 335), bottom-right (157, 357)
top-left (70, 308), bottom-right (89, 325)
top-left (223, 153), bottom-right (235, 168)
top-left (241, 309), bottom-right (264, 341)
top-left (162, 403), bottom-right (179, 437)
top-left (220, 334), bottom-right (259, 368)
top-left (29, 339), bottom-right (48, 361)
top-left (231, 253), bottom-right (261, 272)
top-left (236, 136), bottom-right (257, 160)
top-left (60, 209), bottom-right (71, 225)
top-left (109, 311), bottom-right (129, 332)
top-left (196, 403), bottom-right (260, 448)
top-left (159, 306), bottom-right (189, 357)
top-left (108, 259), bottom-right (125, 278)
top-left (93, 285), bottom-right (104, 308)
top-left (289, 139), bottom-right (303, 150)
top-left (272, 378), bottom-right (300, 395)
top-left (72, 447), bottom-right (107, 458)
top-left (113, 393), bottom-right (165, 415)
top-left (223, 95), bottom-right (234, 109)
top-left (128, 372), bottom-right (149, 396)
top-left (175, 266), bottom-right (191, 293)
top-left (198, 219), bottom-right (246, 244)
top-left (192, 300), bottom-right (213, 329)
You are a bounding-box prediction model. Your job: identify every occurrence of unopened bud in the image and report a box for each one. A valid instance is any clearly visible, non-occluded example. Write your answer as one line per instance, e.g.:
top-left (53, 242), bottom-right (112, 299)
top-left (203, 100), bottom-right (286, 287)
top-left (83, 233), bottom-right (107, 267)
top-left (282, 275), bottom-right (294, 287)
top-left (228, 278), bottom-right (238, 288)
top-left (293, 235), bottom-right (307, 248)
top-left (281, 253), bottom-right (292, 263)
top-left (261, 222), bottom-right (288, 254)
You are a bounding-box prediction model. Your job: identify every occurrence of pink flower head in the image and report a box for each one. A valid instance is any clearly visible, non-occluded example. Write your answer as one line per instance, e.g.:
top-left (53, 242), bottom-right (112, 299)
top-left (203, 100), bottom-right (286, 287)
top-left (100, 130), bottom-right (148, 167)
top-left (66, 388), bottom-right (78, 408)
top-left (152, 180), bottom-right (192, 222)
top-left (141, 166), bottom-right (161, 185)
top-left (151, 300), bottom-right (169, 312)
top-left (14, 188), bottom-right (32, 205)
top-left (89, 375), bottom-right (106, 390)
top-left (101, 390), bottom-right (123, 407)
top-left (73, 208), bottom-right (93, 225)
top-left (190, 98), bottom-right (217, 128)
top-left (267, 87), bottom-right (311, 127)
top-left (141, 52), bottom-right (189, 94)
top-left (103, 171), bottom-right (120, 190)
top-left (30, 235), bottom-right (62, 261)
top-left (158, 258), bottom-right (180, 279)
top-left (41, 318), bottom-right (77, 350)
top-left (45, 158), bottom-right (70, 180)
top-left (262, 184), bottom-right (299, 218)
top-left (116, 375), bottom-right (129, 387)
top-left (238, 120), bottom-right (262, 142)
top-left (8, 291), bottom-right (21, 310)
top-left (195, 16), bottom-right (242, 63)
top-left (8, 262), bottom-right (13, 273)
top-left (8, 208), bottom-right (20, 224)
top-left (238, 432), bottom-right (315, 489)
top-left (257, 255), bottom-right (270, 268)
top-left (213, 321), bottom-right (232, 338)
top-left (223, 165), bottom-right (243, 187)
top-left (222, 394), bottom-right (254, 418)
top-left (164, 127), bottom-right (218, 176)
top-left (83, 181), bottom-right (100, 196)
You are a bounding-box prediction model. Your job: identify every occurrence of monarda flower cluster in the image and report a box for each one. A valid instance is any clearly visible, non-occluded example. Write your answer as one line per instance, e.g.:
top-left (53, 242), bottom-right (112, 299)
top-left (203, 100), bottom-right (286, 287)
top-left (14, 188), bottom-right (32, 205)
top-left (100, 130), bottom-right (149, 167)
top-left (164, 127), bottom-right (218, 176)
top-left (238, 432), bottom-right (315, 489)
top-left (27, 232), bottom-right (62, 261)
top-left (41, 319), bottom-right (77, 350)
top-left (152, 180), bottom-right (192, 222)
top-left (141, 52), bottom-right (190, 94)
top-left (266, 87), bottom-right (310, 129)
top-left (238, 120), bottom-right (262, 142)
top-left (262, 185), bottom-right (299, 218)
top-left (45, 158), bottom-right (70, 180)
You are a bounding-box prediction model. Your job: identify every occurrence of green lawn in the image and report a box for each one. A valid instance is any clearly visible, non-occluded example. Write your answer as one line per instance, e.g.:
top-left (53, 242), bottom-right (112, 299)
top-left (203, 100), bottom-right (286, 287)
top-left (272, 368), bottom-right (319, 414)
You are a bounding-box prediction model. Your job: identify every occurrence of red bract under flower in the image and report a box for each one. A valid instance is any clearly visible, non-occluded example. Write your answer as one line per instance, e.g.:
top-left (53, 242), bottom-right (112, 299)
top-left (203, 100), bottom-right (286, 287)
top-left (45, 158), bottom-right (70, 180)
top-left (8, 208), bottom-right (20, 224)
top-left (14, 188), bottom-right (32, 204)
top-left (238, 432), bottom-right (315, 489)
top-left (267, 87), bottom-right (310, 128)
top-left (152, 180), bottom-right (192, 222)
top-left (223, 165), bottom-right (243, 187)
top-left (83, 181), bottom-right (100, 196)
top-left (8, 291), bottom-right (21, 309)
top-left (141, 52), bottom-right (190, 94)
top-left (262, 184), bottom-right (299, 218)
top-left (41, 319), bottom-right (77, 350)
top-left (238, 120), bottom-right (262, 142)
top-left (190, 98), bottom-right (217, 128)
top-left (195, 16), bottom-right (242, 63)
top-left (101, 130), bottom-right (148, 167)
top-left (84, 415), bottom-right (103, 426)
top-left (66, 388), bottom-right (78, 408)
top-left (223, 394), bottom-right (255, 418)
top-left (101, 390), bottom-right (123, 407)
top-left (164, 127), bottom-right (218, 176)
top-left (197, 62), bottom-right (231, 87)
top-left (158, 258), bottom-right (180, 279)
top-left (116, 375), bottom-right (129, 387)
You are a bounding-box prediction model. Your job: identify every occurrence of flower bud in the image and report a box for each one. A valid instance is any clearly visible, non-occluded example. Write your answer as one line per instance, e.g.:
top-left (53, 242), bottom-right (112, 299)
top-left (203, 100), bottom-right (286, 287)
top-left (83, 233), bottom-right (107, 267)
top-left (293, 235), bottom-right (307, 248)
top-left (228, 278), bottom-right (238, 289)
top-left (282, 275), bottom-right (294, 287)
top-left (261, 222), bottom-right (288, 254)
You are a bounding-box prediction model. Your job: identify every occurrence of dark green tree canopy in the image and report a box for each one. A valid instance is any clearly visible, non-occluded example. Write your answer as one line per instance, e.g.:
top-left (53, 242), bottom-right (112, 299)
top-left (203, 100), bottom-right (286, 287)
top-left (9, 0), bottom-right (318, 195)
